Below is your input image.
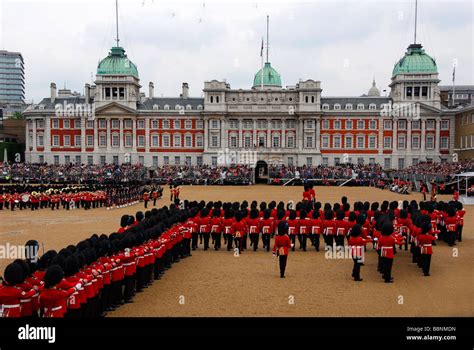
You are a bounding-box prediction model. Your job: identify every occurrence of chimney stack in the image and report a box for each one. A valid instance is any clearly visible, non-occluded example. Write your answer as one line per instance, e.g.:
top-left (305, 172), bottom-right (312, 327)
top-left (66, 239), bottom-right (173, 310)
top-left (182, 82), bottom-right (189, 99)
top-left (149, 82), bottom-right (154, 98)
top-left (50, 82), bottom-right (57, 103)
top-left (85, 83), bottom-right (90, 103)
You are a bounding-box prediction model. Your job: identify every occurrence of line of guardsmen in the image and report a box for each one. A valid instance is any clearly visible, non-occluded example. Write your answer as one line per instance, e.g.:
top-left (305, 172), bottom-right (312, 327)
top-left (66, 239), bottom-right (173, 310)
top-left (0, 205), bottom-right (192, 318)
top-left (0, 183), bottom-right (145, 211)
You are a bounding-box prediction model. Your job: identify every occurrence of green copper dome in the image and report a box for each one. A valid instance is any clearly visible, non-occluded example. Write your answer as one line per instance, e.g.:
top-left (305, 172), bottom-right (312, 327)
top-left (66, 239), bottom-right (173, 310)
top-left (392, 44), bottom-right (437, 76)
top-left (253, 62), bottom-right (282, 88)
top-left (97, 46), bottom-right (139, 77)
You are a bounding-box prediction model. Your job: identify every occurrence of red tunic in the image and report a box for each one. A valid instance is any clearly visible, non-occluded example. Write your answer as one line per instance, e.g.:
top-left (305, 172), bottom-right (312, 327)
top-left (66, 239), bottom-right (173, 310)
top-left (273, 235), bottom-right (291, 256)
top-left (39, 287), bottom-right (75, 318)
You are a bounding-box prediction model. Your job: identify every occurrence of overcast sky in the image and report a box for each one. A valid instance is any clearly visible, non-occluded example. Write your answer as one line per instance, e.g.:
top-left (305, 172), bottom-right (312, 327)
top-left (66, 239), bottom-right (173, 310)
top-left (0, 0), bottom-right (472, 103)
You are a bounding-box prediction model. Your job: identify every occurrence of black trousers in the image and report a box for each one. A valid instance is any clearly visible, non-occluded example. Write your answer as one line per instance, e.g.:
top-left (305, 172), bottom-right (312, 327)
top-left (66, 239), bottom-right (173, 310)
top-left (183, 238), bottom-right (191, 256)
top-left (312, 234), bottom-right (320, 251)
top-left (352, 258), bottom-right (362, 280)
top-left (420, 254), bottom-right (432, 275)
top-left (335, 235), bottom-right (345, 248)
top-left (262, 234), bottom-right (271, 251)
top-left (203, 233), bottom-right (210, 250)
top-left (227, 234), bottom-right (234, 251)
top-left (457, 225), bottom-right (463, 242)
top-left (250, 233), bottom-right (259, 251)
top-left (212, 233), bottom-right (221, 250)
top-left (323, 234), bottom-right (334, 248)
top-left (380, 257), bottom-right (393, 281)
top-left (279, 255), bottom-right (288, 277)
top-left (144, 200), bottom-right (148, 208)
top-left (191, 233), bottom-right (198, 250)
top-left (299, 234), bottom-right (308, 251)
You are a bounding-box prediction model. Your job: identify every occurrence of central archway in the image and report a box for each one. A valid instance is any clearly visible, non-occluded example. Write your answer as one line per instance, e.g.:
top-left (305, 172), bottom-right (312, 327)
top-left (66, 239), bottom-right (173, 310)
top-left (254, 160), bottom-right (268, 184)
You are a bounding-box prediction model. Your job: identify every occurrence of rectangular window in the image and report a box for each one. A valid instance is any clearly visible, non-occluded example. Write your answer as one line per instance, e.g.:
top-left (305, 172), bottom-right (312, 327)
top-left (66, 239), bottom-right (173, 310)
top-left (185, 156), bottom-right (191, 165)
top-left (113, 156), bottom-right (118, 165)
top-left (322, 120), bottom-right (329, 130)
top-left (334, 120), bottom-right (341, 130)
top-left (196, 120), bottom-right (204, 129)
top-left (54, 155), bottom-right (59, 165)
top-left (211, 120), bottom-right (219, 129)
top-left (384, 136), bottom-right (392, 149)
top-left (369, 120), bottom-right (376, 130)
top-left (368, 135), bottom-right (376, 149)
top-left (185, 135), bottom-right (192, 147)
top-left (412, 135), bottom-right (420, 149)
top-left (112, 134), bottom-right (119, 147)
top-left (74, 119), bottom-right (80, 129)
top-left (441, 120), bottom-right (449, 130)
top-left (287, 135), bottom-right (295, 148)
top-left (398, 135), bottom-right (406, 149)
top-left (137, 120), bottom-right (145, 129)
top-left (53, 135), bottom-right (60, 146)
top-left (211, 156), bottom-right (217, 167)
top-left (398, 158), bottom-right (405, 169)
top-left (152, 156), bottom-right (158, 167)
top-left (333, 136), bottom-right (341, 148)
top-left (87, 120), bottom-right (94, 129)
top-left (75, 155), bottom-right (81, 165)
top-left (321, 136), bottom-right (329, 148)
top-left (322, 157), bottom-right (329, 166)
top-left (37, 135), bottom-right (44, 147)
top-left (163, 135), bottom-right (170, 148)
top-left (345, 135), bottom-right (353, 148)
top-left (99, 134), bottom-right (106, 147)
top-left (412, 120), bottom-right (420, 129)
top-left (87, 156), bottom-right (93, 165)
top-left (272, 135), bottom-right (280, 148)
top-left (305, 120), bottom-right (315, 129)
top-left (369, 158), bottom-right (375, 165)
top-left (357, 120), bottom-right (365, 130)
top-left (414, 86), bottom-right (420, 97)
top-left (163, 156), bottom-right (169, 165)
top-left (406, 86), bottom-right (412, 97)
top-left (440, 137), bottom-right (449, 149)
top-left (99, 119), bottom-right (106, 129)
top-left (174, 119), bottom-right (181, 129)
top-left (64, 119), bottom-right (70, 129)
top-left (100, 155), bottom-right (106, 165)
top-left (287, 157), bottom-right (294, 166)
top-left (244, 135), bottom-right (252, 148)
top-left (197, 156), bottom-right (203, 166)
top-left (384, 120), bottom-right (391, 130)
top-left (52, 119), bottom-right (59, 129)
top-left (357, 157), bottom-right (364, 165)
top-left (65, 155), bottom-right (70, 164)
top-left (125, 134), bottom-right (132, 147)
top-left (74, 135), bottom-right (81, 147)
top-left (151, 134), bottom-right (159, 147)
top-left (196, 135), bottom-right (203, 148)
top-left (334, 157), bottom-right (340, 165)
top-left (138, 135), bottom-right (145, 147)
top-left (306, 136), bottom-right (313, 148)
top-left (162, 120), bottom-right (170, 129)
top-left (384, 158), bottom-right (391, 169)
top-left (346, 120), bottom-right (353, 130)
top-left (357, 136), bottom-right (365, 148)
top-left (211, 135), bottom-right (218, 147)
top-left (151, 120), bottom-right (158, 129)
top-left (64, 135), bottom-right (70, 147)
top-left (306, 157), bottom-right (313, 166)
top-left (426, 135), bottom-right (434, 149)
top-left (398, 120), bottom-right (406, 130)
top-left (185, 120), bottom-right (192, 129)
top-left (124, 120), bottom-right (132, 129)
top-left (258, 135), bottom-right (266, 148)
top-left (412, 158), bottom-right (418, 166)
top-left (426, 120), bottom-right (435, 130)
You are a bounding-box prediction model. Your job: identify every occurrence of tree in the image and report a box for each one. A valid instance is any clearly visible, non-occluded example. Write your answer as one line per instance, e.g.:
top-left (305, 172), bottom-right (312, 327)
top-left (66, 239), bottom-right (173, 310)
top-left (10, 112), bottom-right (24, 120)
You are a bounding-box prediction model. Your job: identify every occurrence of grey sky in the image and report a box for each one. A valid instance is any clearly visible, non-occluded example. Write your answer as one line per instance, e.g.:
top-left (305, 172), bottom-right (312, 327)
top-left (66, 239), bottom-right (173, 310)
top-left (0, 0), bottom-right (472, 103)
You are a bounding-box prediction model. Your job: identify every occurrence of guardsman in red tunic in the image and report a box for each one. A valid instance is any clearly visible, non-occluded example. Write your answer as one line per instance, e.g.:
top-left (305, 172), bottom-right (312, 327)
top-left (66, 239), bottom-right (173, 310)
top-left (152, 188), bottom-right (158, 206)
top-left (348, 224), bottom-right (372, 281)
top-left (210, 208), bottom-right (223, 250)
top-left (0, 263), bottom-right (36, 318)
top-left (417, 222), bottom-right (437, 276)
top-left (334, 210), bottom-right (349, 248)
top-left (378, 222), bottom-right (404, 283)
top-left (196, 208), bottom-right (211, 250)
top-left (247, 209), bottom-right (261, 251)
top-left (222, 210), bottom-right (235, 251)
top-left (259, 209), bottom-right (274, 252)
top-left (445, 207), bottom-right (458, 247)
top-left (309, 210), bottom-right (323, 251)
top-left (297, 210), bottom-right (311, 251)
top-left (455, 202), bottom-right (465, 242)
top-left (143, 191), bottom-right (150, 208)
top-left (287, 210), bottom-right (299, 252)
top-left (273, 221), bottom-right (291, 278)
top-left (39, 265), bottom-right (78, 318)
top-left (231, 211), bottom-right (247, 254)
top-left (323, 210), bottom-right (336, 250)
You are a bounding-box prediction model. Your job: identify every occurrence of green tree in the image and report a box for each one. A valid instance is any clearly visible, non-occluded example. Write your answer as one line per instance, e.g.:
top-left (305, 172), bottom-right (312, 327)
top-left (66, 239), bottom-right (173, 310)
top-left (10, 112), bottom-right (24, 120)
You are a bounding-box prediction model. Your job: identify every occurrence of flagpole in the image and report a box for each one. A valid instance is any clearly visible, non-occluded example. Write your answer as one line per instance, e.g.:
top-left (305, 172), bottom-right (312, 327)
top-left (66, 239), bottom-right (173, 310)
top-left (452, 65), bottom-right (456, 107)
top-left (261, 37), bottom-right (264, 90)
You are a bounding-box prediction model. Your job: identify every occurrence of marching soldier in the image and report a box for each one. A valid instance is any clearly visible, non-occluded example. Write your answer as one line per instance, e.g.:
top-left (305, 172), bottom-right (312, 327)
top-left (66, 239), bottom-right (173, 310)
top-left (143, 190), bottom-right (150, 209)
top-left (273, 221), bottom-right (291, 278)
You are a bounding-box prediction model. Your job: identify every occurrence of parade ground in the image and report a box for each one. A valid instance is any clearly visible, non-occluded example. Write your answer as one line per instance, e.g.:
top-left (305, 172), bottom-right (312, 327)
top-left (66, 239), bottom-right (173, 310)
top-left (1, 185), bottom-right (472, 317)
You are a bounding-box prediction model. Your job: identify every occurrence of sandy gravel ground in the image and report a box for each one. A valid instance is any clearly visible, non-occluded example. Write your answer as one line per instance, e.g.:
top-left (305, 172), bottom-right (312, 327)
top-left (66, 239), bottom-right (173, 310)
top-left (0, 185), bottom-right (472, 316)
